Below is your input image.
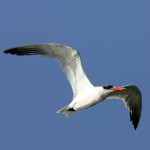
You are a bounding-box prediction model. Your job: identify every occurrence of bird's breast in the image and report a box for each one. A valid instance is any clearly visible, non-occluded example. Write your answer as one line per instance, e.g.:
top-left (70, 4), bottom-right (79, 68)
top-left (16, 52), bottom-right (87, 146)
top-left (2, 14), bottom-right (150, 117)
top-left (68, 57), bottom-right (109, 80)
top-left (72, 88), bottom-right (103, 110)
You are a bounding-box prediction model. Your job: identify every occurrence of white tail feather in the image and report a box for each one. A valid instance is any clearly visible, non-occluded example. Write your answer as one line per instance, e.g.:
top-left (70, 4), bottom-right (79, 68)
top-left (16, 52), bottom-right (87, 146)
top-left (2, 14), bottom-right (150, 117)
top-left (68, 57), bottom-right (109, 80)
top-left (56, 105), bottom-right (76, 117)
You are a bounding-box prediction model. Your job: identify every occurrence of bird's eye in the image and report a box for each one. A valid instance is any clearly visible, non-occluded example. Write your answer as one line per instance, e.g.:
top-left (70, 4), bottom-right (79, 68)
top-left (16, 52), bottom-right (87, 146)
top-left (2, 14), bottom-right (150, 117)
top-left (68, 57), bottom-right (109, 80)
top-left (103, 85), bottom-right (113, 89)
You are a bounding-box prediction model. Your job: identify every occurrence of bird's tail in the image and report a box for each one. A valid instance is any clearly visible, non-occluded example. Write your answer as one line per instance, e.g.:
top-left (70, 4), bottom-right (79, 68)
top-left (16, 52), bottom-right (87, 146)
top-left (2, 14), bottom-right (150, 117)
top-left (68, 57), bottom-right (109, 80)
top-left (56, 105), bottom-right (76, 117)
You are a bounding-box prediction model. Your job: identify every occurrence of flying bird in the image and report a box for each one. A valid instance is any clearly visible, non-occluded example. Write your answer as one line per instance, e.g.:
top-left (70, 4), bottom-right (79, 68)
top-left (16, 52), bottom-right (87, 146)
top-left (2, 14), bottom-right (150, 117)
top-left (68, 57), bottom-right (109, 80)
top-left (4, 43), bottom-right (142, 130)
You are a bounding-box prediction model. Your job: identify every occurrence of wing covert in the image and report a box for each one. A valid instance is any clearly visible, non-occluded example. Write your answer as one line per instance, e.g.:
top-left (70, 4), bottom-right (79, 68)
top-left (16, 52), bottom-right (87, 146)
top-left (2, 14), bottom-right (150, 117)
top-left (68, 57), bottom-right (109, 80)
top-left (4, 44), bottom-right (93, 96)
top-left (107, 85), bottom-right (142, 130)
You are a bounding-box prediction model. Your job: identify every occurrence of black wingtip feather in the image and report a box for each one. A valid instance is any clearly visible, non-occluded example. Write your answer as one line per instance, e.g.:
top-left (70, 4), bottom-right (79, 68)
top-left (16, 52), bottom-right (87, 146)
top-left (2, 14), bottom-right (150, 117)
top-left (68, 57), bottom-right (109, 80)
top-left (130, 108), bottom-right (141, 130)
top-left (4, 50), bottom-right (9, 54)
top-left (3, 45), bottom-right (48, 56)
top-left (4, 48), bottom-right (35, 56)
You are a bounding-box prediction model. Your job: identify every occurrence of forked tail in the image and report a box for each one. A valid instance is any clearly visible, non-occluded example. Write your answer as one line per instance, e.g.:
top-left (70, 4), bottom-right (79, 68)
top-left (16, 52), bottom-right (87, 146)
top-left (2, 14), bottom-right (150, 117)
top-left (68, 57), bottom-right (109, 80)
top-left (56, 105), bottom-right (76, 117)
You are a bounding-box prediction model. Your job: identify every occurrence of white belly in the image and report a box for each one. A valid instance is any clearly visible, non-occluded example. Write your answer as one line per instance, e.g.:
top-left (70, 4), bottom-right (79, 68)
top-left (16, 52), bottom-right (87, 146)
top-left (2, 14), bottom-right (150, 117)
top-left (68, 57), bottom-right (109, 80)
top-left (70, 87), bottom-right (103, 110)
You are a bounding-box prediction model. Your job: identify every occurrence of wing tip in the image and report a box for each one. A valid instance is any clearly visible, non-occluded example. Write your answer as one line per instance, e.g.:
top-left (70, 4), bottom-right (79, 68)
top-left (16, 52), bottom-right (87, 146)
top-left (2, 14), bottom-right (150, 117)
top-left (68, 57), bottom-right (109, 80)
top-left (4, 50), bottom-right (9, 54)
top-left (130, 110), bottom-right (141, 130)
top-left (133, 122), bottom-right (138, 130)
top-left (3, 48), bottom-right (27, 55)
top-left (3, 46), bottom-right (47, 56)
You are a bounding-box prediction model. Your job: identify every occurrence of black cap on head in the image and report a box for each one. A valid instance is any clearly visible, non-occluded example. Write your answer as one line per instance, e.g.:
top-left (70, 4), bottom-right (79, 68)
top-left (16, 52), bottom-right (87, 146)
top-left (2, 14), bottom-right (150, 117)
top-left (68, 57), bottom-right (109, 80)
top-left (102, 85), bottom-right (114, 90)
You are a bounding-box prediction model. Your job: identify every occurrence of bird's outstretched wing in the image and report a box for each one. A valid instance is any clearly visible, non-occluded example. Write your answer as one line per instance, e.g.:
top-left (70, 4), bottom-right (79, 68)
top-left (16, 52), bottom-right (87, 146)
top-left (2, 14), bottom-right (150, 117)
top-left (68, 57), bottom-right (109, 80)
top-left (4, 44), bottom-right (93, 97)
top-left (107, 85), bottom-right (142, 130)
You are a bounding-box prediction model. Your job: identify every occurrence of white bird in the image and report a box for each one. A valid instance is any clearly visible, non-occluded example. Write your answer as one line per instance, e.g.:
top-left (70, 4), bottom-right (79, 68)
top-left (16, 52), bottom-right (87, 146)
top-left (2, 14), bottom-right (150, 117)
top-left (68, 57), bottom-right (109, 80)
top-left (4, 43), bottom-right (142, 130)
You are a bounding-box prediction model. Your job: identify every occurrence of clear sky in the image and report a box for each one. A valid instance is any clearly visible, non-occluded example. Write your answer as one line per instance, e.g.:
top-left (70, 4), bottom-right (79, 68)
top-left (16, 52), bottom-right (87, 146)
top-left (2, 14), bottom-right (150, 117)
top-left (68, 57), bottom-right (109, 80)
top-left (0, 0), bottom-right (150, 149)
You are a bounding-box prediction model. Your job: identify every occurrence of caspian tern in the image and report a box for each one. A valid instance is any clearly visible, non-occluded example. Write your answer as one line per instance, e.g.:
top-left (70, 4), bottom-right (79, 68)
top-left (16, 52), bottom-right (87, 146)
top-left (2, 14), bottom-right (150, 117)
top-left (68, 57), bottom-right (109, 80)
top-left (4, 43), bottom-right (142, 130)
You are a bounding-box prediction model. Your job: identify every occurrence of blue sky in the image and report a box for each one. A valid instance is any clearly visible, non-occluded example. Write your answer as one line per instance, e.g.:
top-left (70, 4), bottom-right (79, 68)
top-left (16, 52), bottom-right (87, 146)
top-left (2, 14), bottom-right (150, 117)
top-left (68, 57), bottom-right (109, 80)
top-left (0, 0), bottom-right (150, 149)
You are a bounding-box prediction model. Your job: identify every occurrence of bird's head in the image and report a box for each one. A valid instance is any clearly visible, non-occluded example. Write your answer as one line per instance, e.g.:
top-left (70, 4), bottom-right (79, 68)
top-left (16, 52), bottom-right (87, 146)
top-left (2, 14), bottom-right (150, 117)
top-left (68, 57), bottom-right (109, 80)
top-left (100, 84), bottom-right (126, 99)
top-left (102, 85), bottom-right (126, 91)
